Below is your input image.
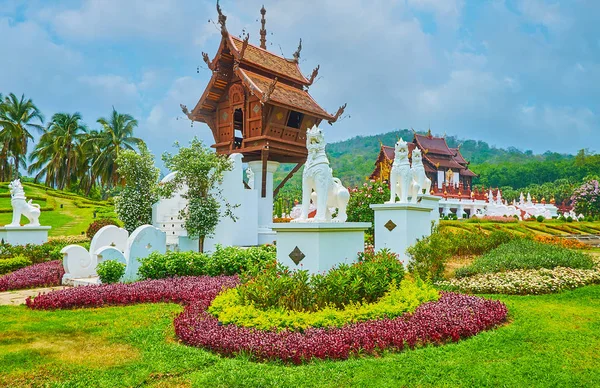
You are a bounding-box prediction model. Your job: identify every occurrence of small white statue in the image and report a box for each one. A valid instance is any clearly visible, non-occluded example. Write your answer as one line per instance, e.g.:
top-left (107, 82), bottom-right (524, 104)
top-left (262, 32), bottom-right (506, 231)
top-left (292, 125), bottom-right (350, 223)
top-left (388, 138), bottom-right (418, 204)
top-left (411, 148), bottom-right (432, 196)
top-left (7, 179), bottom-right (41, 227)
top-left (246, 166), bottom-right (254, 190)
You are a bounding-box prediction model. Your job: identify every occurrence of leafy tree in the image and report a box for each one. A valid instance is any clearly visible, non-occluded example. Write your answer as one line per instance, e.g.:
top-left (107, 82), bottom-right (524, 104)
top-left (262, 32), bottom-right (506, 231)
top-left (114, 144), bottom-right (160, 233)
top-left (93, 108), bottom-right (143, 190)
top-left (160, 138), bottom-right (236, 252)
top-left (571, 180), bottom-right (600, 217)
top-left (0, 93), bottom-right (44, 179)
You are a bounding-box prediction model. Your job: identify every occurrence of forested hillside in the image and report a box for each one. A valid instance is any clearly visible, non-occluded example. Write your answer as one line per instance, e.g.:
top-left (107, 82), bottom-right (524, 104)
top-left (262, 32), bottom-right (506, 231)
top-left (274, 129), bottom-right (600, 202)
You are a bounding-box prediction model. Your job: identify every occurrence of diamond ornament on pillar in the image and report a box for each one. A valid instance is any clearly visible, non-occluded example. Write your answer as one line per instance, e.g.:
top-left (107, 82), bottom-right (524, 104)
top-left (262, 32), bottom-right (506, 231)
top-left (384, 219), bottom-right (397, 231)
top-left (289, 246), bottom-right (305, 265)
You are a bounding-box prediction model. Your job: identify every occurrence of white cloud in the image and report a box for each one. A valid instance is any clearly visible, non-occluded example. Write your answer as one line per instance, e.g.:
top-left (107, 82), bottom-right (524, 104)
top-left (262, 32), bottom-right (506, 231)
top-left (517, 0), bottom-right (568, 31)
top-left (406, 0), bottom-right (464, 28)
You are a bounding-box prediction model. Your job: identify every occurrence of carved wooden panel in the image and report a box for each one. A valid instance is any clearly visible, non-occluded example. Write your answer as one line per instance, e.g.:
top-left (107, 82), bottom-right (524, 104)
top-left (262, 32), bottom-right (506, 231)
top-left (249, 101), bottom-right (261, 118)
top-left (301, 115), bottom-right (316, 131)
top-left (268, 125), bottom-right (283, 138)
top-left (228, 83), bottom-right (245, 107)
top-left (282, 128), bottom-right (299, 142)
top-left (270, 106), bottom-right (288, 125)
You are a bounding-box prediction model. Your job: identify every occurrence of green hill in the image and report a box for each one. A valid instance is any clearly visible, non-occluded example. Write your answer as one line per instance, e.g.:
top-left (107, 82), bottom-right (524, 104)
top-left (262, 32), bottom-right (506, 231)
top-left (0, 182), bottom-right (117, 236)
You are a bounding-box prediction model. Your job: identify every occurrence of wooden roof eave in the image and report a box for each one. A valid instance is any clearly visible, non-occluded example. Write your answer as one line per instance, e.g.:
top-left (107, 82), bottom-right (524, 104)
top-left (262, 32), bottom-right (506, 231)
top-left (190, 71), bottom-right (220, 120)
top-left (227, 35), bottom-right (310, 86)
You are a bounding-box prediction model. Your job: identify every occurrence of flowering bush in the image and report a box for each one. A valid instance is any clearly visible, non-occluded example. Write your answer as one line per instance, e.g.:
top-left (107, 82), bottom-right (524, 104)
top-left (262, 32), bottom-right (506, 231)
top-left (48, 235), bottom-right (91, 245)
top-left (455, 239), bottom-right (595, 278)
top-left (138, 245), bottom-right (276, 280)
top-left (347, 181), bottom-right (390, 233)
top-left (438, 266), bottom-right (600, 295)
top-left (534, 235), bottom-right (589, 250)
top-left (176, 292), bottom-right (508, 363)
top-left (209, 278), bottom-right (439, 331)
top-left (26, 276), bottom-right (238, 309)
top-left (96, 260), bottom-right (126, 284)
top-left (238, 249), bottom-right (405, 312)
top-left (86, 218), bottom-right (119, 239)
top-left (0, 260), bottom-right (64, 292)
top-left (0, 256), bottom-right (32, 275)
top-left (571, 180), bottom-right (600, 218)
top-left (466, 216), bottom-right (519, 223)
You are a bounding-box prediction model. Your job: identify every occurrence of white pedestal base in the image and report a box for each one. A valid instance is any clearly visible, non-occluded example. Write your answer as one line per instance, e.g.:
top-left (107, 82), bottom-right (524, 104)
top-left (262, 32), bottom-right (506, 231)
top-left (370, 203), bottom-right (433, 265)
top-left (418, 194), bottom-right (442, 226)
top-left (0, 226), bottom-right (51, 245)
top-left (258, 228), bottom-right (277, 245)
top-left (272, 222), bottom-right (370, 275)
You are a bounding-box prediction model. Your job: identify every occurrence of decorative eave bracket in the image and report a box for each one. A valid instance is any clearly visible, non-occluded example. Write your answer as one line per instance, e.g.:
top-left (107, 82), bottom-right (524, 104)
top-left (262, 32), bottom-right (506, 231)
top-left (327, 103), bottom-right (347, 125)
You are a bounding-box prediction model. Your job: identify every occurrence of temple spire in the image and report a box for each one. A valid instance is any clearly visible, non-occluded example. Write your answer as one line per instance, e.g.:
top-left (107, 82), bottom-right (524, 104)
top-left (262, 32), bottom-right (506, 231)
top-left (259, 5), bottom-right (267, 49)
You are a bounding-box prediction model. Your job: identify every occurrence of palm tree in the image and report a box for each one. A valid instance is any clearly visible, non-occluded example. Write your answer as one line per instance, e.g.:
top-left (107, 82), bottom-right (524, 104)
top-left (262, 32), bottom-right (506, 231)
top-left (0, 93), bottom-right (44, 179)
top-left (93, 108), bottom-right (143, 189)
top-left (29, 113), bottom-right (88, 189)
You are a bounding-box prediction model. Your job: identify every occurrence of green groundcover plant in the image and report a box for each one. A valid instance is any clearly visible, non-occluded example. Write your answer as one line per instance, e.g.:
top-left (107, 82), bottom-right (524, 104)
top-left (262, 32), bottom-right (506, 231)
top-left (455, 239), bottom-right (595, 278)
top-left (209, 277), bottom-right (439, 331)
top-left (138, 245), bottom-right (276, 279)
top-left (238, 249), bottom-right (405, 312)
top-left (97, 260), bottom-right (126, 284)
top-left (0, 255), bottom-right (32, 275)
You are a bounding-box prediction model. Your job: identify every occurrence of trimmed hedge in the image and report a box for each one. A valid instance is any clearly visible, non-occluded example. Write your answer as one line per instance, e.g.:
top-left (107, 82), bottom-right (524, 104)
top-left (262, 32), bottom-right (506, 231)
top-left (0, 256), bottom-right (32, 275)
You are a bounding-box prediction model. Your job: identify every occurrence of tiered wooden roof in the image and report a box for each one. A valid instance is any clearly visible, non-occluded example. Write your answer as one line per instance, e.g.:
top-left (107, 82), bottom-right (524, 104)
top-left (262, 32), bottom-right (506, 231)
top-left (369, 131), bottom-right (477, 180)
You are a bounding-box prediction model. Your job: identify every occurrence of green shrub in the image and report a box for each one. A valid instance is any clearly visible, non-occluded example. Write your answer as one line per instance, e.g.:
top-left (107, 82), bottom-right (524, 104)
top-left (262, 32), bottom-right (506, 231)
top-left (138, 245), bottom-right (276, 280)
top-left (347, 181), bottom-right (390, 234)
top-left (97, 260), bottom-right (126, 284)
top-left (0, 256), bottom-right (32, 275)
top-left (210, 277), bottom-right (439, 331)
top-left (406, 227), bottom-right (520, 281)
top-left (86, 218), bottom-right (119, 239)
top-left (537, 215), bottom-right (545, 222)
top-left (455, 239), bottom-right (595, 278)
top-left (238, 249), bottom-right (405, 312)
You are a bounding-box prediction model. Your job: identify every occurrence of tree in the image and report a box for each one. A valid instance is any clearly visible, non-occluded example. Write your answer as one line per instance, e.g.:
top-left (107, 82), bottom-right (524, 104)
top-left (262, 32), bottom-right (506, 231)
top-left (28, 112), bottom-right (87, 189)
top-left (0, 93), bottom-right (44, 179)
top-left (160, 138), bottom-right (235, 252)
top-left (571, 180), bottom-right (600, 218)
top-left (114, 144), bottom-right (160, 233)
top-left (93, 108), bottom-right (142, 189)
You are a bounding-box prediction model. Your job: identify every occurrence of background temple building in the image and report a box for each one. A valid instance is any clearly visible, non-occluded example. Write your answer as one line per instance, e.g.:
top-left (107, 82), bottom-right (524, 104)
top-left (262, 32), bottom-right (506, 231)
top-left (182, 2), bottom-right (345, 199)
top-left (370, 131), bottom-right (478, 199)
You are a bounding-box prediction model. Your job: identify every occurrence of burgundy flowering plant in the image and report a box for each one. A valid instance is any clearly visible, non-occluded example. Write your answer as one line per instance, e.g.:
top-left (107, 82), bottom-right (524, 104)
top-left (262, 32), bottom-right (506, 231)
top-left (571, 180), bottom-right (600, 218)
top-left (0, 260), bottom-right (64, 292)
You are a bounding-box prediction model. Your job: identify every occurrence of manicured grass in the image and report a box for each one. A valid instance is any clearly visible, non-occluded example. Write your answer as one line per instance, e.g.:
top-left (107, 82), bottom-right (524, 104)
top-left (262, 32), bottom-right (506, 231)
top-left (0, 183), bottom-right (116, 236)
top-left (1, 286), bottom-right (599, 386)
top-left (441, 219), bottom-right (600, 237)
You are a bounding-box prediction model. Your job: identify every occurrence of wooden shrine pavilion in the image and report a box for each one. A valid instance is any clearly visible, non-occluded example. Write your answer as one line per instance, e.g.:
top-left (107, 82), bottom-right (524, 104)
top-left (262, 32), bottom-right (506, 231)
top-left (370, 130), bottom-right (479, 199)
top-left (182, 1), bottom-right (345, 198)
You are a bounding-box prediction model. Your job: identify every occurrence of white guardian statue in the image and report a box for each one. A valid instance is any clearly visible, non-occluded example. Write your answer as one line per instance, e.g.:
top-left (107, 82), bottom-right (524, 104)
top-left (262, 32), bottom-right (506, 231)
top-left (292, 125), bottom-right (350, 223)
top-left (387, 138), bottom-right (418, 204)
top-left (7, 179), bottom-right (41, 227)
top-left (411, 148), bottom-right (432, 196)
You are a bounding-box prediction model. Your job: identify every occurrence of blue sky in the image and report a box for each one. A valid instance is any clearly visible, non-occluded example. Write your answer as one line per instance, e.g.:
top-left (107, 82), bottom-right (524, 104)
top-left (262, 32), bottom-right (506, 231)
top-left (1, 0), bottom-right (599, 161)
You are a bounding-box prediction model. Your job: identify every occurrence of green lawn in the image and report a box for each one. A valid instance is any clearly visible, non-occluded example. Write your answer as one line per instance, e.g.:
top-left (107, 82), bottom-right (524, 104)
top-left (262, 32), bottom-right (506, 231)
top-left (1, 286), bottom-right (598, 387)
top-left (0, 183), bottom-right (117, 236)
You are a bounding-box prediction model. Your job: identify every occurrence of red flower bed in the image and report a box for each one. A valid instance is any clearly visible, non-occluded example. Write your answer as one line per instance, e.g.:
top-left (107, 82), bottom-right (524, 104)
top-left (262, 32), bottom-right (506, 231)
top-left (25, 276), bottom-right (507, 364)
top-left (26, 276), bottom-right (239, 309)
top-left (0, 260), bottom-right (64, 292)
top-left (175, 292), bottom-right (507, 363)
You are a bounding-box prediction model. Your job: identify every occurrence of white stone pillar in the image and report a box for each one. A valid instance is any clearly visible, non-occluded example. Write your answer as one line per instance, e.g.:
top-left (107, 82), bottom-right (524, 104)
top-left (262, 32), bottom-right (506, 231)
top-left (248, 160), bottom-right (280, 245)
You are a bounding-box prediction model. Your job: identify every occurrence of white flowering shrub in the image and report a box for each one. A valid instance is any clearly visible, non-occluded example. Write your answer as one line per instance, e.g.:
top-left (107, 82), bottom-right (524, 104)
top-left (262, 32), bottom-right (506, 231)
top-left (160, 138), bottom-right (235, 252)
top-left (114, 143), bottom-right (160, 233)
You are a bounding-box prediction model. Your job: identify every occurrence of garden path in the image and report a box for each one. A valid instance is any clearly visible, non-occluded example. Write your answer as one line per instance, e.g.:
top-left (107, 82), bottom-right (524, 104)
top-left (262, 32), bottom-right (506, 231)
top-left (0, 286), bottom-right (68, 306)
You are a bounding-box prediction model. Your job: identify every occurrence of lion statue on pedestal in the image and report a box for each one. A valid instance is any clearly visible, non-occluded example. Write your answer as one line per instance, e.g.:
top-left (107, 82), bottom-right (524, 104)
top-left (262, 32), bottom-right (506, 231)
top-left (387, 138), bottom-right (419, 204)
top-left (411, 148), bottom-right (432, 196)
top-left (292, 126), bottom-right (350, 223)
top-left (8, 179), bottom-right (41, 227)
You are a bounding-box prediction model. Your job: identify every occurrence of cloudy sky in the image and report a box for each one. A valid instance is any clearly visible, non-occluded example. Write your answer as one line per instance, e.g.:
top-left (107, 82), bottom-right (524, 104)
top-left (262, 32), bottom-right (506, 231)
top-left (1, 0), bottom-right (599, 160)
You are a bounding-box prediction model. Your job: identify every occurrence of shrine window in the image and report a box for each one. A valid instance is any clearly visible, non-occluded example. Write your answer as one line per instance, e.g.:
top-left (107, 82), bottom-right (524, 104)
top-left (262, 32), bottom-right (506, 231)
top-left (286, 110), bottom-right (304, 129)
top-left (233, 108), bottom-right (244, 148)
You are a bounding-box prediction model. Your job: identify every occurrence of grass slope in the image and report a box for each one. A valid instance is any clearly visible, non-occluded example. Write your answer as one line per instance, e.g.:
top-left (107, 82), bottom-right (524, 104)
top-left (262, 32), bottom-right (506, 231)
top-left (0, 286), bottom-right (599, 387)
top-left (0, 182), bottom-right (116, 236)
top-left (440, 220), bottom-right (600, 236)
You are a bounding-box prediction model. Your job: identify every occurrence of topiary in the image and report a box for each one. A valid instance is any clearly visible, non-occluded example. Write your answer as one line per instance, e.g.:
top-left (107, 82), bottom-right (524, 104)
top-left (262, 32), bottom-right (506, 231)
top-left (567, 216), bottom-right (573, 223)
top-left (536, 215), bottom-right (544, 222)
top-left (96, 260), bottom-right (126, 284)
top-left (86, 219), bottom-right (118, 239)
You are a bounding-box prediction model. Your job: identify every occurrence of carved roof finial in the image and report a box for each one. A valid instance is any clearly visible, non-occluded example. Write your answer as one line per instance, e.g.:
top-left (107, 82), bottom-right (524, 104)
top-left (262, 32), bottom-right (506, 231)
top-left (293, 38), bottom-right (302, 62)
top-left (202, 52), bottom-right (216, 71)
top-left (259, 5), bottom-right (267, 49)
top-left (328, 103), bottom-right (347, 125)
top-left (216, 0), bottom-right (228, 36)
top-left (261, 77), bottom-right (278, 104)
top-left (307, 65), bottom-right (320, 85)
top-left (180, 104), bottom-right (193, 121)
top-left (427, 127), bottom-right (432, 138)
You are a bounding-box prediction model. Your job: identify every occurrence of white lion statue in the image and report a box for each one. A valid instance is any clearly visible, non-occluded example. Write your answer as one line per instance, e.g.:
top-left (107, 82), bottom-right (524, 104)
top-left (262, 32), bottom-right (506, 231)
top-left (292, 125), bottom-right (350, 223)
top-left (411, 148), bottom-right (432, 196)
top-left (387, 138), bottom-right (418, 204)
top-left (8, 179), bottom-right (41, 227)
